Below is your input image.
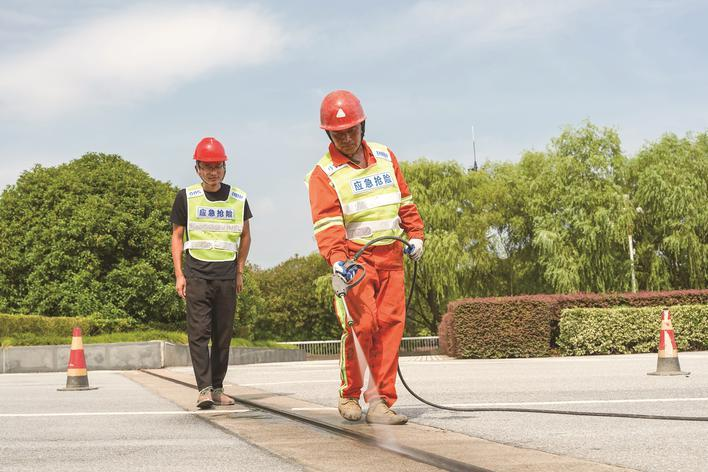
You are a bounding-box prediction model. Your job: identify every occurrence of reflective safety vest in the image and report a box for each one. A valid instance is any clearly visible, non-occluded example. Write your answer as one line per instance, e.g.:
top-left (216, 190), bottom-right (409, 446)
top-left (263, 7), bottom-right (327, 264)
top-left (307, 142), bottom-right (404, 246)
top-left (183, 183), bottom-right (246, 262)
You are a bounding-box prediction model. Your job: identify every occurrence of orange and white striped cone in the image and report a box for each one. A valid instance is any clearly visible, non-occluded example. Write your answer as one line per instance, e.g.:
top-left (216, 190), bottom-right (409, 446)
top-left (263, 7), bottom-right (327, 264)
top-left (647, 308), bottom-right (690, 377)
top-left (58, 327), bottom-right (98, 391)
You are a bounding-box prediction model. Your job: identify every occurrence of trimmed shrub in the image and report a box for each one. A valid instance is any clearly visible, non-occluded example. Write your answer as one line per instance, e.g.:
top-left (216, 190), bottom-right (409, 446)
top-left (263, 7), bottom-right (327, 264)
top-left (442, 289), bottom-right (708, 358)
top-left (558, 305), bottom-right (708, 355)
top-left (438, 312), bottom-right (454, 356)
top-left (0, 313), bottom-right (137, 337)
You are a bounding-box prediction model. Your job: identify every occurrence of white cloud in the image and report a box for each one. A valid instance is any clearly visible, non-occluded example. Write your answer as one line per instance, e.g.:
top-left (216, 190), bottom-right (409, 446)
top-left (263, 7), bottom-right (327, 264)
top-left (0, 4), bottom-right (285, 119)
top-left (405, 0), bottom-right (601, 45)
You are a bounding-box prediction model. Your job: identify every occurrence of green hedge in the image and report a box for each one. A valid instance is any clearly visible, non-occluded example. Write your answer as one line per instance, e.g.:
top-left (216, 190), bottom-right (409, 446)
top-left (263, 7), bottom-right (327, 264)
top-left (448, 299), bottom-right (553, 358)
top-left (0, 314), bottom-right (299, 348)
top-left (0, 313), bottom-right (137, 337)
top-left (442, 289), bottom-right (708, 358)
top-left (558, 305), bottom-right (708, 355)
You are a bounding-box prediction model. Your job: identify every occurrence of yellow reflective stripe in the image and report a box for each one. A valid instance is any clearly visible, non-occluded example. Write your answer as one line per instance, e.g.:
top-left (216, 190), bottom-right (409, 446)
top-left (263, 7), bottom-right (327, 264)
top-left (335, 296), bottom-right (351, 397)
top-left (314, 221), bottom-right (344, 235)
top-left (400, 195), bottom-right (414, 205)
top-left (313, 216), bottom-right (344, 234)
top-left (66, 368), bottom-right (87, 376)
top-left (314, 215), bottom-right (343, 228)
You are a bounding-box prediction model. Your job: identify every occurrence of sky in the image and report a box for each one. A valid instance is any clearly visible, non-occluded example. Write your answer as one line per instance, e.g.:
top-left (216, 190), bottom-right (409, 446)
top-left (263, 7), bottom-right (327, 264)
top-left (1, 0), bottom-right (706, 268)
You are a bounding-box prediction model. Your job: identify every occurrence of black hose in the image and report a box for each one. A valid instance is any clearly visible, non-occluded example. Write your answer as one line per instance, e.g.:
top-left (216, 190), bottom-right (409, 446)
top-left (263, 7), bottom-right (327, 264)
top-left (351, 236), bottom-right (708, 422)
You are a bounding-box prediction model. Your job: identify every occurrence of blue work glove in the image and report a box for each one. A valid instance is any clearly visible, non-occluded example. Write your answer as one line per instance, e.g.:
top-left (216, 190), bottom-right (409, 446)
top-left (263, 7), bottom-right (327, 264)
top-left (405, 238), bottom-right (424, 261)
top-left (333, 261), bottom-right (355, 282)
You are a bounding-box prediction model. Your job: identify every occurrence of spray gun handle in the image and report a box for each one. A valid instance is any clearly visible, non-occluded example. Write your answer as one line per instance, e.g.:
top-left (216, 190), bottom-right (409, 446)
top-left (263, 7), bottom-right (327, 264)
top-left (333, 260), bottom-right (365, 298)
top-left (342, 260), bottom-right (361, 279)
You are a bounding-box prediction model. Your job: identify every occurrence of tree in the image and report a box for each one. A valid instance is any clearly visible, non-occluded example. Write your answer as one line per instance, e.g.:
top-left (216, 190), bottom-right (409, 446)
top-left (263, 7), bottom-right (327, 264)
top-left (232, 265), bottom-right (268, 339)
top-left (251, 253), bottom-right (339, 341)
top-left (628, 132), bottom-right (708, 289)
top-left (522, 122), bottom-right (633, 293)
top-left (483, 160), bottom-right (549, 295)
top-left (400, 159), bottom-right (493, 333)
top-left (0, 153), bottom-right (183, 323)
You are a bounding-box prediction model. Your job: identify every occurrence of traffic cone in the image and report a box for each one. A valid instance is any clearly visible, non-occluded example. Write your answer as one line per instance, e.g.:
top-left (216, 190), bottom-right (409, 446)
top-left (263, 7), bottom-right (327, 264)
top-left (647, 308), bottom-right (690, 377)
top-left (58, 327), bottom-right (98, 391)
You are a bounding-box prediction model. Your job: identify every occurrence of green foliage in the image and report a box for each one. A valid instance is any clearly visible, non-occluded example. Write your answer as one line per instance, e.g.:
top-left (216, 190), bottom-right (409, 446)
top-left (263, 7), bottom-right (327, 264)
top-left (628, 133), bottom-right (708, 290)
top-left (482, 161), bottom-right (548, 296)
top-left (250, 253), bottom-right (339, 341)
top-left (400, 123), bottom-right (639, 331)
top-left (0, 313), bottom-right (137, 337)
top-left (447, 290), bottom-right (708, 358)
top-left (524, 123), bottom-right (632, 293)
top-left (1, 330), bottom-right (187, 347)
top-left (558, 305), bottom-right (708, 355)
top-left (400, 160), bottom-right (483, 333)
top-left (451, 299), bottom-right (553, 358)
top-left (0, 329), bottom-right (298, 348)
top-left (0, 154), bottom-right (182, 323)
top-left (414, 124), bottom-right (707, 351)
top-left (2, 124), bottom-right (705, 346)
top-left (233, 265), bottom-right (268, 339)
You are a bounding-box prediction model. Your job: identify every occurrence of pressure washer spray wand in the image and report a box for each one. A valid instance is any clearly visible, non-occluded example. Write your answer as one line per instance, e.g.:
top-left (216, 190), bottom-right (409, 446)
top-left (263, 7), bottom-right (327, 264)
top-left (334, 236), bottom-right (708, 422)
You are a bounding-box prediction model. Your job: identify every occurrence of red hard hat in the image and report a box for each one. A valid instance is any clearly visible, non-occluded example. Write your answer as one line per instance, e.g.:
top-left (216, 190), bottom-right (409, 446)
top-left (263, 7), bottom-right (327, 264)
top-left (320, 90), bottom-right (366, 131)
top-left (193, 137), bottom-right (227, 162)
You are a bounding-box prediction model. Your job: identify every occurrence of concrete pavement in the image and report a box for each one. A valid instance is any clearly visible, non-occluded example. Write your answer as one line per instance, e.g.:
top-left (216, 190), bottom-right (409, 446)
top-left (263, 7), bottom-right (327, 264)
top-left (0, 371), bottom-right (302, 472)
top-left (2, 352), bottom-right (706, 471)
top-left (210, 351), bottom-right (708, 472)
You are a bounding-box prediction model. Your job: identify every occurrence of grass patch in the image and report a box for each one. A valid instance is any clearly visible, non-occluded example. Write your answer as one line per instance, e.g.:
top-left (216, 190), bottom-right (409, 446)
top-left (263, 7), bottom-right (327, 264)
top-left (1, 330), bottom-right (298, 349)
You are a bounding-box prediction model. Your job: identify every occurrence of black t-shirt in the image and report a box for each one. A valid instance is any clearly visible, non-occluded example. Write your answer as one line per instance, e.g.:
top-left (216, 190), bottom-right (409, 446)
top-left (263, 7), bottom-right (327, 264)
top-left (171, 184), bottom-right (252, 280)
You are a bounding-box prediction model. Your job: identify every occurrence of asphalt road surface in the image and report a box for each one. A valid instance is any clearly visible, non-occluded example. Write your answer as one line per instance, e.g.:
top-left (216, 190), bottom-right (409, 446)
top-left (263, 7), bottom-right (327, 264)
top-left (2, 352), bottom-right (706, 471)
top-left (213, 351), bottom-right (708, 472)
top-left (0, 371), bottom-right (302, 472)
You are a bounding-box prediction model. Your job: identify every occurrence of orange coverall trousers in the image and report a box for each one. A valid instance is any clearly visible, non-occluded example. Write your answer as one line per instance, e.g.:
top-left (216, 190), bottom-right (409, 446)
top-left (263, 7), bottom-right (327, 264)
top-left (333, 243), bottom-right (406, 406)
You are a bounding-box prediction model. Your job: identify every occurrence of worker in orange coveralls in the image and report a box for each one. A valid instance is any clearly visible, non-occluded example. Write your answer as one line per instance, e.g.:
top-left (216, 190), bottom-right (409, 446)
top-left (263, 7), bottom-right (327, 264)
top-left (305, 90), bottom-right (425, 425)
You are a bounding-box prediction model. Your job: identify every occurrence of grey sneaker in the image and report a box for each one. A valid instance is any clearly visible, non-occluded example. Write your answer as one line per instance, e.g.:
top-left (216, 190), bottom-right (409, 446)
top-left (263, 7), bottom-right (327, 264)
top-left (338, 397), bottom-right (362, 421)
top-left (212, 387), bottom-right (235, 406)
top-left (197, 387), bottom-right (214, 409)
top-left (366, 399), bottom-right (407, 425)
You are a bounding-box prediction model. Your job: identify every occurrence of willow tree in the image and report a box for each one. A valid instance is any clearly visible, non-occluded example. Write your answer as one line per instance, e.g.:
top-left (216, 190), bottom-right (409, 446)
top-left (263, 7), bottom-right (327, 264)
top-left (628, 132), bottom-right (708, 289)
top-left (523, 123), bottom-right (633, 293)
top-left (400, 159), bottom-right (496, 333)
top-left (483, 160), bottom-right (549, 295)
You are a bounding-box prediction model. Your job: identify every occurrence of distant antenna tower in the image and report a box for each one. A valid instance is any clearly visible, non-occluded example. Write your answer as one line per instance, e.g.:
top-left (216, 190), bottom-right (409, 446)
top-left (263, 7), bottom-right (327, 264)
top-left (471, 125), bottom-right (478, 171)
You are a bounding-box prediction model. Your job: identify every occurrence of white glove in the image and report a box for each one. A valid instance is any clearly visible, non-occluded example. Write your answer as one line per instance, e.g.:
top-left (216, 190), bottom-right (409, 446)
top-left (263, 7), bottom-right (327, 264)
top-left (407, 239), bottom-right (424, 261)
top-left (333, 261), bottom-right (354, 282)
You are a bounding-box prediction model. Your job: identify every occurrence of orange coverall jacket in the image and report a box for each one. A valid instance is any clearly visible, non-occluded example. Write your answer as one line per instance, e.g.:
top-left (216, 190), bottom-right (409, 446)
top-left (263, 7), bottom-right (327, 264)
top-left (307, 140), bottom-right (425, 404)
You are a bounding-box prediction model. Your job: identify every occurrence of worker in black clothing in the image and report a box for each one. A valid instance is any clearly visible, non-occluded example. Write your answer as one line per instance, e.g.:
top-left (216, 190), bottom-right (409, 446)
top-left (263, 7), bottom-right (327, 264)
top-left (170, 137), bottom-right (252, 409)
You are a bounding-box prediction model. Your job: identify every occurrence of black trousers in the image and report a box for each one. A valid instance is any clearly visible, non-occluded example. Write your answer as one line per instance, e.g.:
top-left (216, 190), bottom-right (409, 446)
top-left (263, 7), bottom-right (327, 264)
top-left (185, 278), bottom-right (236, 391)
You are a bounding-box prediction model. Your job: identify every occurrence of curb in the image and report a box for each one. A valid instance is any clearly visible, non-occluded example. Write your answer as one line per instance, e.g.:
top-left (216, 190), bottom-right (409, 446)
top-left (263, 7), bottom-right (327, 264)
top-left (0, 341), bottom-right (306, 374)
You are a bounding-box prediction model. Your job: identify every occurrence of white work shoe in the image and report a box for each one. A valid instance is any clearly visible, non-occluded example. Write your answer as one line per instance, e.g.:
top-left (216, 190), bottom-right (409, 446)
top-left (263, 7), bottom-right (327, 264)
top-left (366, 399), bottom-right (408, 425)
top-left (338, 397), bottom-right (362, 421)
